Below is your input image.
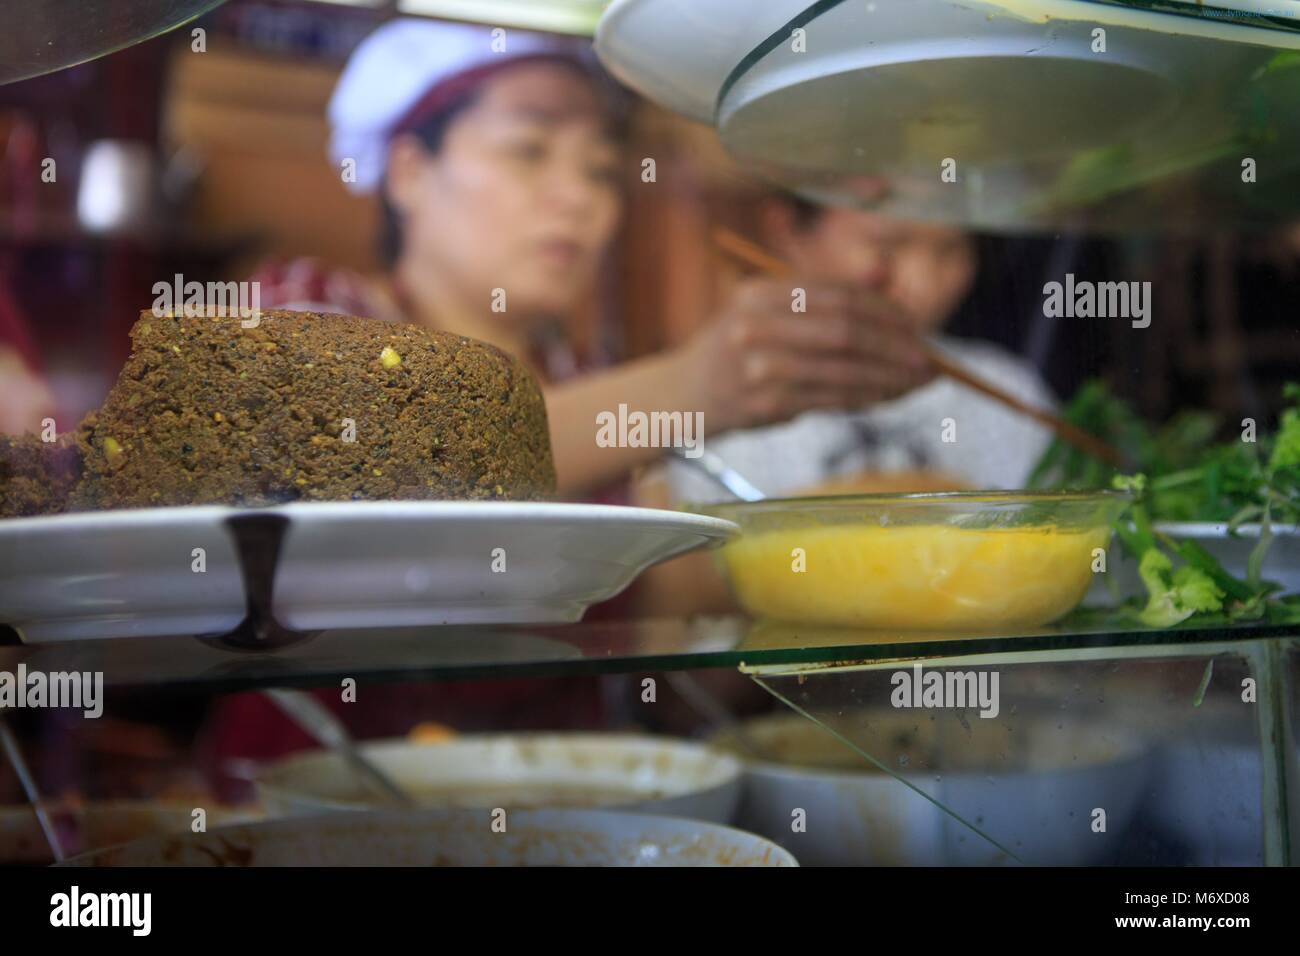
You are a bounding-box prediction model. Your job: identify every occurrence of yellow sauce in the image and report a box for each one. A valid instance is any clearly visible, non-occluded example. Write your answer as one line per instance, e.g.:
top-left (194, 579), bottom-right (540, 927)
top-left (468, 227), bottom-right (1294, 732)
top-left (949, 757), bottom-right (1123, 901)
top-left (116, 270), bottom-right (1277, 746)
top-left (718, 524), bottom-right (1108, 630)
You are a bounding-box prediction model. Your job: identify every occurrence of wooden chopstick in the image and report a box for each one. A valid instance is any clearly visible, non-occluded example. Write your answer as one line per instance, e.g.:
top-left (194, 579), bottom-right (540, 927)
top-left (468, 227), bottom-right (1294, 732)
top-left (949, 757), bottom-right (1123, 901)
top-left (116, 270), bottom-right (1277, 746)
top-left (711, 227), bottom-right (1128, 470)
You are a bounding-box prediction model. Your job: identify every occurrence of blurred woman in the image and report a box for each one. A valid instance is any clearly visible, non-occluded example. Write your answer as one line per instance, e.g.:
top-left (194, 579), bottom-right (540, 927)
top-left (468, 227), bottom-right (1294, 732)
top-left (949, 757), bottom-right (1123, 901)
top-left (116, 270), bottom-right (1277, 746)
top-left (251, 18), bottom-right (933, 498)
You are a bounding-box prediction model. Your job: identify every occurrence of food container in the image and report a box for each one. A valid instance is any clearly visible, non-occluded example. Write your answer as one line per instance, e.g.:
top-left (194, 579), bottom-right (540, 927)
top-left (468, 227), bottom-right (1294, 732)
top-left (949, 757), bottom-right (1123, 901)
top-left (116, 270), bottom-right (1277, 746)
top-left (253, 733), bottom-right (742, 825)
top-left (65, 808), bottom-right (797, 867)
top-left (712, 710), bottom-right (1148, 866)
top-left (693, 491), bottom-right (1127, 630)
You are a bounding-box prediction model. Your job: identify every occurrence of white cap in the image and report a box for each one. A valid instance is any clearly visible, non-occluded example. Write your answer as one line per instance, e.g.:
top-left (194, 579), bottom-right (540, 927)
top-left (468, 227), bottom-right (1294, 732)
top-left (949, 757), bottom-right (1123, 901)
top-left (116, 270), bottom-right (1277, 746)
top-left (329, 18), bottom-right (595, 194)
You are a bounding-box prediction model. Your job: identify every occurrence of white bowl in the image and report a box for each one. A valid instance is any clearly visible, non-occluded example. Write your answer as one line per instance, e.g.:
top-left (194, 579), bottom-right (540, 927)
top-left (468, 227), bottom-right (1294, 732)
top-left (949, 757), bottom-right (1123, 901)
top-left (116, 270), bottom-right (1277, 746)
top-left (254, 733), bottom-right (743, 826)
top-left (65, 808), bottom-right (798, 867)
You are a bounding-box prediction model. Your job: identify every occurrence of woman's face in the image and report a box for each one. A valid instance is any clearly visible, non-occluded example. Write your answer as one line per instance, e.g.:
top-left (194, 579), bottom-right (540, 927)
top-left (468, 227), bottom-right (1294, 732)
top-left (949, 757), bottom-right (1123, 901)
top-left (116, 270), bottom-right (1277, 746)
top-left (387, 61), bottom-right (622, 319)
top-left (769, 205), bottom-right (975, 335)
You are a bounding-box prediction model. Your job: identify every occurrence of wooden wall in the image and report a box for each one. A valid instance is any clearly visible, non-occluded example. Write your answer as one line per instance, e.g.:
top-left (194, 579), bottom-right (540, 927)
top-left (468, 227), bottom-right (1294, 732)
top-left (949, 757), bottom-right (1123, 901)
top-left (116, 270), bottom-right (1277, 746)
top-left (164, 46), bottom-right (377, 278)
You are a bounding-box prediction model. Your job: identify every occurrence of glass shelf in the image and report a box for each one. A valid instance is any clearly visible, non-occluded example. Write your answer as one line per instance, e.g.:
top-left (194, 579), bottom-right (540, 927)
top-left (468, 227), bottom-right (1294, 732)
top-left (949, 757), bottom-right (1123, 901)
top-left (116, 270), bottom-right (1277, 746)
top-left (3, 614), bottom-right (1296, 695)
top-left (6, 614), bottom-right (1292, 865)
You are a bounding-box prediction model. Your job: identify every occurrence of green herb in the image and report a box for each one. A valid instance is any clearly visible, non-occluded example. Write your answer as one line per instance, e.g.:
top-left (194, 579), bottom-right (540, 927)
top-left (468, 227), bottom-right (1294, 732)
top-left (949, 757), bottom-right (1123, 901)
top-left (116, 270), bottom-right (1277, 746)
top-left (1031, 381), bottom-right (1300, 628)
top-left (1134, 548), bottom-right (1223, 628)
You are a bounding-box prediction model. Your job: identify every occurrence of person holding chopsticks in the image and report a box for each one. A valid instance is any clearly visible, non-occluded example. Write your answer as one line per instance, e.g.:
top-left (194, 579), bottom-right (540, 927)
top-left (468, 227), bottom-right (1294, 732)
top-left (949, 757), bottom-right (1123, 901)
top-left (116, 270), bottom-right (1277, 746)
top-left (663, 194), bottom-right (1058, 504)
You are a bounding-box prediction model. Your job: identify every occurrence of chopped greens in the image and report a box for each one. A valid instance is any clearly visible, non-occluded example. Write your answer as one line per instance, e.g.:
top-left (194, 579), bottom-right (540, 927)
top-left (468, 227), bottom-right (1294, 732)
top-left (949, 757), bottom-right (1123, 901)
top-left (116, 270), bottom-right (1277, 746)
top-left (1029, 381), bottom-right (1300, 628)
top-left (1134, 549), bottom-right (1223, 629)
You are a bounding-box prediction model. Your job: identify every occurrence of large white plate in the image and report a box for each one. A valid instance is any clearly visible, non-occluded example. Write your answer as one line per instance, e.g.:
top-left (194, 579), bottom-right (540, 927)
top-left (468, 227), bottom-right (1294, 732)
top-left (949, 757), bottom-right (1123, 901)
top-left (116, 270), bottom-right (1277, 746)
top-left (597, 0), bottom-right (1300, 126)
top-left (596, 0), bottom-right (1300, 232)
top-left (0, 502), bottom-right (736, 643)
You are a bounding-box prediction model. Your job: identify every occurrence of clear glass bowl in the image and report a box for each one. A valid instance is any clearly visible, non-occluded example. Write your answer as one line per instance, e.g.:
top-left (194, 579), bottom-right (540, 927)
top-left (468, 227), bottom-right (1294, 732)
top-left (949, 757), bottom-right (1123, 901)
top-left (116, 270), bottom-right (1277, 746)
top-left (691, 491), bottom-right (1129, 631)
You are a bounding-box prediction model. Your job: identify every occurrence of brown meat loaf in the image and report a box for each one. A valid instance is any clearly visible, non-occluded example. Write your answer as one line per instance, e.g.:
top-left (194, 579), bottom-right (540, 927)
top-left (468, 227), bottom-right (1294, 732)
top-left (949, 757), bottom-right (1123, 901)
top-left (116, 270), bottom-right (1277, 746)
top-left (65, 309), bottom-right (555, 510)
top-left (0, 433), bottom-right (83, 517)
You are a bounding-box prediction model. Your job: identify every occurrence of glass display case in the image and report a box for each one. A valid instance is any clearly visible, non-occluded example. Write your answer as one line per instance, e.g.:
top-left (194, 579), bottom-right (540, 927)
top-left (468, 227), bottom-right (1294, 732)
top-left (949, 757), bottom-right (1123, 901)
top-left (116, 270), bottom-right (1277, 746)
top-left (3, 613), bottom-right (1297, 866)
top-left (3, 0), bottom-right (1300, 877)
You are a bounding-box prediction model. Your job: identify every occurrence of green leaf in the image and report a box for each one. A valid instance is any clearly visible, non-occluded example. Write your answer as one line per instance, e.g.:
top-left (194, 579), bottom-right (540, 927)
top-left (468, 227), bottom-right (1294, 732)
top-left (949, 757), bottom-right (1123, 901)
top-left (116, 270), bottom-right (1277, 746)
top-left (1174, 540), bottom-right (1254, 603)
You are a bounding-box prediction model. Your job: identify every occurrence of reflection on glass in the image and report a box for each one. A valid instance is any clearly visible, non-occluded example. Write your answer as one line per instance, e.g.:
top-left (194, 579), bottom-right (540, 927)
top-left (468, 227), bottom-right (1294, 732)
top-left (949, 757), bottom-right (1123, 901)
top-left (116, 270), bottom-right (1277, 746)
top-left (1, 0), bottom-right (227, 86)
top-left (724, 653), bottom-right (1270, 865)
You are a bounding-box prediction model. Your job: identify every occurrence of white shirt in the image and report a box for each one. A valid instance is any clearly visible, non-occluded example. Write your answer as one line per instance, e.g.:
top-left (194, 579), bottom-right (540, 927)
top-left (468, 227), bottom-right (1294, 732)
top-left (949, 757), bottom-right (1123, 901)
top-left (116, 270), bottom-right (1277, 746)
top-left (667, 336), bottom-right (1057, 503)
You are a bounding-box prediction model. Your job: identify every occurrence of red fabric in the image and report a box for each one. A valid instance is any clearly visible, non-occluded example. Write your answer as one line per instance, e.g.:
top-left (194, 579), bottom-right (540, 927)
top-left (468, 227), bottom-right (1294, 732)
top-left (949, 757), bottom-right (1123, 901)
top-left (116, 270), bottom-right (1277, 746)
top-left (248, 257), bottom-right (380, 320)
top-left (0, 276), bottom-right (42, 372)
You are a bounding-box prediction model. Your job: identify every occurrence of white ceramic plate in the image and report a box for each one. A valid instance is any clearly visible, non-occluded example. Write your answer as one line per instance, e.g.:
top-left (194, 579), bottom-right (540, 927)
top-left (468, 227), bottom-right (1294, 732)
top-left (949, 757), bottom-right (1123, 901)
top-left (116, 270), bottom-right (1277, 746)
top-left (64, 808), bottom-right (798, 867)
top-left (596, 0), bottom-right (1300, 232)
top-left (254, 733), bottom-right (743, 823)
top-left (0, 502), bottom-right (736, 643)
top-left (597, 0), bottom-right (1300, 125)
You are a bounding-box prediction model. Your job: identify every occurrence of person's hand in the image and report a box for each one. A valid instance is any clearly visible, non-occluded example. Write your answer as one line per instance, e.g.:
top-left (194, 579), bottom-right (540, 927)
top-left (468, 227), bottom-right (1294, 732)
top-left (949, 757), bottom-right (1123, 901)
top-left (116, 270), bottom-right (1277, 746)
top-left (0, 346), bottom-right (56, 435)
top-left (676, 277), bottom-right (935, 433)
